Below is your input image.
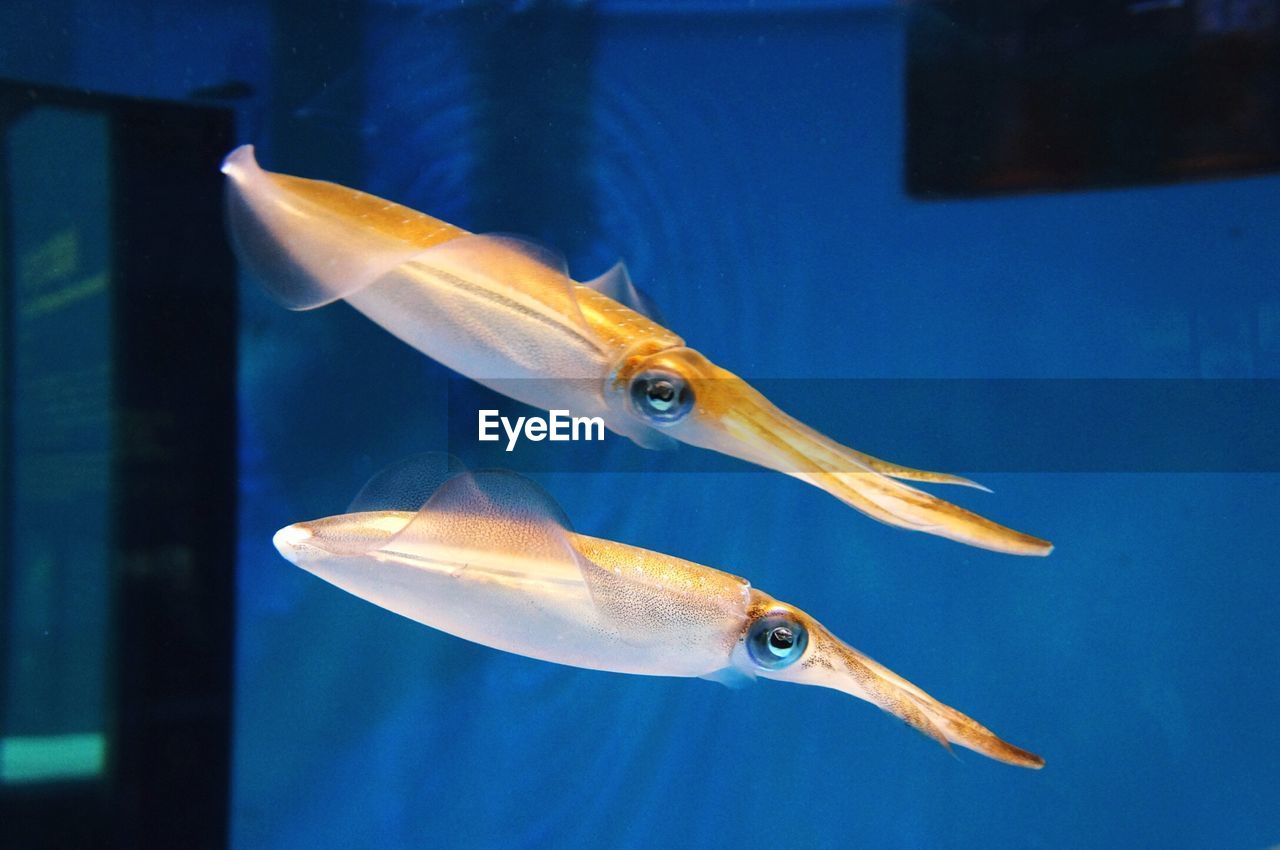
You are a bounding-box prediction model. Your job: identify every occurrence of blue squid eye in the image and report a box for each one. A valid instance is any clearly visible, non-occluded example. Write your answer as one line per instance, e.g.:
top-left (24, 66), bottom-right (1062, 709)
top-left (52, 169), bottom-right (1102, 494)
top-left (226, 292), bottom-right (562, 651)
top-left (629, 369), bottom-right (693, 424)
top-left (746, 614), bottom-right (808, 670)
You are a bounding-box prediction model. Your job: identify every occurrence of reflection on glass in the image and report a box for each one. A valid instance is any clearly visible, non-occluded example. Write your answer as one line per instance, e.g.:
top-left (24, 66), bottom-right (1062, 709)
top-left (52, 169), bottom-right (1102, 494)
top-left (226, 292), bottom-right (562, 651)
top-left (1, 106), bottom-right (112, 785)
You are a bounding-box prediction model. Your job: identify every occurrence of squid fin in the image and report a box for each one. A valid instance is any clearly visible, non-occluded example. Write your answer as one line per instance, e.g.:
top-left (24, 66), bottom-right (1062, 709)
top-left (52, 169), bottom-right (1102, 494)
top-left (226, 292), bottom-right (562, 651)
top-left (700, 666), bottom-right (756, 689)
top-left (347, 452), bottom-right (466, 513)
top-left (583, 261), bottom-right (665, 323)
top-left (608, 416), bottom-right (680, 452)
top-left (381, 469), bottom-right (580, 573)
top-left (223, 146), bottom-right (600, 348)
top-left (222, 144), bottom-right (464, 310)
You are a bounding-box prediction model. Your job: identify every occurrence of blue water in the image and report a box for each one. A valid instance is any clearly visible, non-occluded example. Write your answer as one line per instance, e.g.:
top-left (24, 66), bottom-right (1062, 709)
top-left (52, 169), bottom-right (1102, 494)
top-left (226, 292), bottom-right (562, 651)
top-left (7, 2), bottom-right (1280, 847)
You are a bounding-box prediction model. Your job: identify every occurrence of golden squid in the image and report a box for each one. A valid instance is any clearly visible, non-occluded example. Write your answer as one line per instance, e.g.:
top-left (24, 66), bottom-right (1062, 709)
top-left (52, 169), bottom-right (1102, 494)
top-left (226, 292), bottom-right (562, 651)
top-left (272, 455), bottom-right (1044, 768)
top-left (224, 145), bottom-right (1051, 556)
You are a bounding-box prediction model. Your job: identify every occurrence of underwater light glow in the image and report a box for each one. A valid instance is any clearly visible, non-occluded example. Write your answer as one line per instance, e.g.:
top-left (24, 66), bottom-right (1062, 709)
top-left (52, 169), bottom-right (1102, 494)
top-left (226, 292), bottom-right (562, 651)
top-left (0, 733), bottom-right (106, 784)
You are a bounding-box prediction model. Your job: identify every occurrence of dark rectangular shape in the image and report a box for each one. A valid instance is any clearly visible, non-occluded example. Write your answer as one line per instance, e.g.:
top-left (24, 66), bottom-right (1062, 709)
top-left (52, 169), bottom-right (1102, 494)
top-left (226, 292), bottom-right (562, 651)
top-left (0, 80), bottom-right (236, 849)
top-left (905, 0), bottom-right (1280, 197)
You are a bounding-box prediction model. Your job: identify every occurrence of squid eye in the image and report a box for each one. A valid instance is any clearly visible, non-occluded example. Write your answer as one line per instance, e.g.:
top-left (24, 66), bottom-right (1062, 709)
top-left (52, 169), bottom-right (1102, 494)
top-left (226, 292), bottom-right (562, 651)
top-left (746, 614), bottom-right (808, 670)
top-left (629, 369), bottom-right (693, 424)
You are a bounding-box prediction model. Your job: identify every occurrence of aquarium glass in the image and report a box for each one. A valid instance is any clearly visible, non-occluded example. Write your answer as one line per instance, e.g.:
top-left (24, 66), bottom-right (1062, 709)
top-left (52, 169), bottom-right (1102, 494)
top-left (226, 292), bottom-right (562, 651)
top-left (0, 2), bottom-right (1278, 848)
top-left (0, 106), bottom-right (112, 785)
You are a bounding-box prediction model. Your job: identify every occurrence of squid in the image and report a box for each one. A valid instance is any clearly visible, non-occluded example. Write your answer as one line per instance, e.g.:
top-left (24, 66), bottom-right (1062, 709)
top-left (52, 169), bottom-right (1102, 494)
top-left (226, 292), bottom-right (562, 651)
top-left (224, 145), bottom-right (1051, 557)
top-left (272, 455), bottom-right (1044, 768)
